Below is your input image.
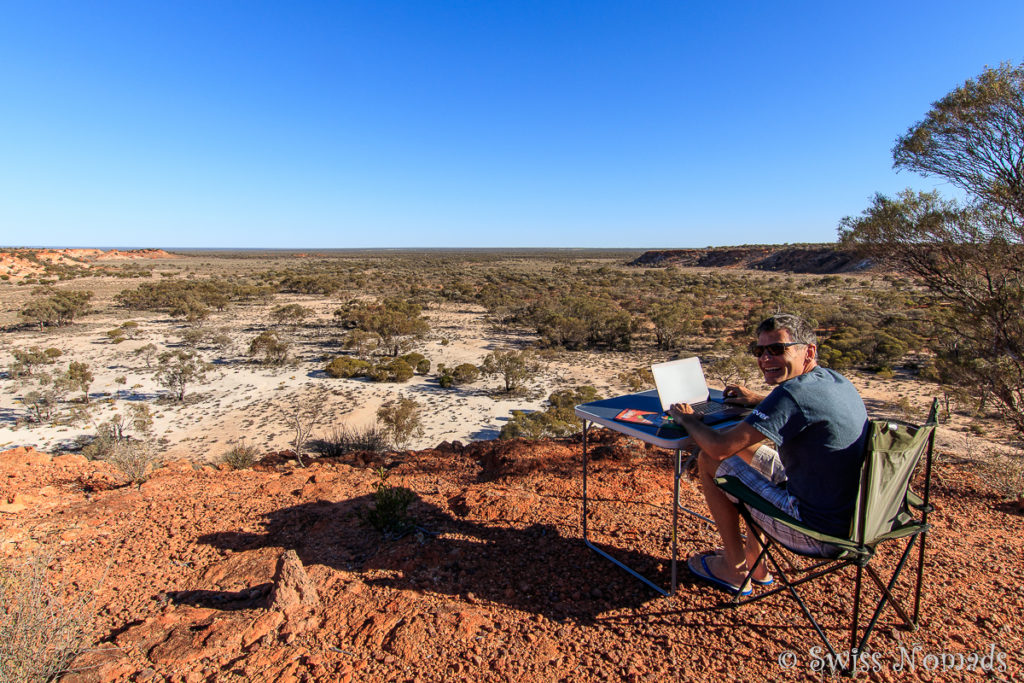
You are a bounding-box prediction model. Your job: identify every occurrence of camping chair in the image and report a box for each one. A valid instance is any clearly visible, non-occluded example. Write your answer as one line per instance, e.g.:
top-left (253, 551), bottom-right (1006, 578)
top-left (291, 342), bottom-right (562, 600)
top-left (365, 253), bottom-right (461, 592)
top-left (714, 398), bottom-right (939, 675)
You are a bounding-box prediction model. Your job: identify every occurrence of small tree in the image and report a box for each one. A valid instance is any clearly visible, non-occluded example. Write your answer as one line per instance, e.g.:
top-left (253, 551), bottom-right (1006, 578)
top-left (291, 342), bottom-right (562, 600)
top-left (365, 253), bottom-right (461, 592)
top-left (377, 397), bottom-right (424, 449)
top-left (155, 350), bottom-right (210, 401)
top-left (480, 349), bottom-right (541, 393)
top-left (248, 330), bottom-right (290, 366)
top-left (345, 299), bottom-right (430, 357)
top-left (63, 361), bottom-right (93, 403)
top-left (133, 343), bottom-right (159, 368)
top-left (649, 300), bottom-right (699, 350)
top-left (705, 350), bottom-right (760, 387)
top-left (288, 387), bottom-right (328, 467)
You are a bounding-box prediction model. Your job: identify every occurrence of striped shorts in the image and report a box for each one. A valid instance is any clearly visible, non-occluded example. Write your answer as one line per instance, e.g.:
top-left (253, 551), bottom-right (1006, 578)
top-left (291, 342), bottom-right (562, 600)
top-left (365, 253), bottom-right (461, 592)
top-left (716, 446), bottom-right (839, 558)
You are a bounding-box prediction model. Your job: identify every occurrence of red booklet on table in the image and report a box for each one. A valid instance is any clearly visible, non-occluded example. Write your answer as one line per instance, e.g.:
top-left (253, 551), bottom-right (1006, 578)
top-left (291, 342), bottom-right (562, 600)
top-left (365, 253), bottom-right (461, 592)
top-left (614, 408), bottom-right (677, 429)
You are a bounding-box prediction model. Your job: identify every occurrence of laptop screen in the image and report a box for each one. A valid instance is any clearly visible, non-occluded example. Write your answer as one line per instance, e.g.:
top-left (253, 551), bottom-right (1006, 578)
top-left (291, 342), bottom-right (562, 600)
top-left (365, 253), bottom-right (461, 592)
top-left (651, 357), bottom-right (710, 411)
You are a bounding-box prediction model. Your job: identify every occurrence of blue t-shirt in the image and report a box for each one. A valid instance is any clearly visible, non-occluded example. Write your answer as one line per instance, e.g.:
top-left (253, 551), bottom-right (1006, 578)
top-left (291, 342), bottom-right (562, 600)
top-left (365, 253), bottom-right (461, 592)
top-left (744, 366), bottom-right (869, 536)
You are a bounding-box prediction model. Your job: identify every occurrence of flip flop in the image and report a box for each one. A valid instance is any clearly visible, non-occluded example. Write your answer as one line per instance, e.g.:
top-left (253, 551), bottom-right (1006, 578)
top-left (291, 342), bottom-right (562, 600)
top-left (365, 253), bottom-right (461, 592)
top-left (687, 552), bottom-right (752, 596)
top-left (708, 548), bottom-right (773, 586)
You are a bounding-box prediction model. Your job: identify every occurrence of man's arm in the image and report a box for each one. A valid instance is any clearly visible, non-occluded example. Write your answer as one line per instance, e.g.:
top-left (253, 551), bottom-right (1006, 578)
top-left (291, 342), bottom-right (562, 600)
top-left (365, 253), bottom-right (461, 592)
top-left (668, 404), bottom-right (766, 461)
top-left (723, 384), bottom-right (766, 407)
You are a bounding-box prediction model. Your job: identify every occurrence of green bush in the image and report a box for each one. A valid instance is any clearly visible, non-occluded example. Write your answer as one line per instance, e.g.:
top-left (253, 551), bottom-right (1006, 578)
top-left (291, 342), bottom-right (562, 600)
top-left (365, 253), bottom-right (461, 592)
top-left (377, 397), bottom-right (424, 448)
top-left (370, 358), bottom-right (415, 383)
top-left (325, 357), bottom-right (372, 378)
top-left (500, 386), bottom-right (600, 439)
top-left (221, 442), bottom-right (260, 469)
top-left (438, 362), bottom-right (481, 388)
top-left (361, 467), bottom-right (416, 536)
top-left (452, 363), bottom-right (480, 384)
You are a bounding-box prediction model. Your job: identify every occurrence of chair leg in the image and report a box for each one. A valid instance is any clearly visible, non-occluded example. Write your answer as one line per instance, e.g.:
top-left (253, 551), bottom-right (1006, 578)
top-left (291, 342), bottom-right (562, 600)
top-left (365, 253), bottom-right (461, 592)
top-left (856, 534), bottom-right (922, 656)
top-left (850, 564), bottom-right (863, 675)
top-left (912, 529), bottom-right (928, 627)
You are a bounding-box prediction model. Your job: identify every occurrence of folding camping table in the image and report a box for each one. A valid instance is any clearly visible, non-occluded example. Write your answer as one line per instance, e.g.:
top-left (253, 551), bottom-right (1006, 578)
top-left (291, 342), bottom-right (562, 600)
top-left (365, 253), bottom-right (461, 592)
top-left (574, 389), bottom-right (744, 596)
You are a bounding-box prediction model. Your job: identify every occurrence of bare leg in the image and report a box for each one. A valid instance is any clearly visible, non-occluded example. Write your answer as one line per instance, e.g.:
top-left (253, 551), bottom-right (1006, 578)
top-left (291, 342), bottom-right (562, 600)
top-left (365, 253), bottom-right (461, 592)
top-left (697, 448), bottom-right (757, 585)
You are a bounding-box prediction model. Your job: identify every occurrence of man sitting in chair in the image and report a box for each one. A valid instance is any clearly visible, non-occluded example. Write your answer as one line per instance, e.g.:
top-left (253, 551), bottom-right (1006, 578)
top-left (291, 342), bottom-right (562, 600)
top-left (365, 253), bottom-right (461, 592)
top-left (668, 313), bottom-right (868, 595)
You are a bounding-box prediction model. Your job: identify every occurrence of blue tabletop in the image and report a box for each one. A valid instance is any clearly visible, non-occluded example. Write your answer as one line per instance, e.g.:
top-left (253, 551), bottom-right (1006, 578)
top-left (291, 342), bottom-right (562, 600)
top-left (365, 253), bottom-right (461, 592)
top-left (574, 388), bottom-right (744, 449)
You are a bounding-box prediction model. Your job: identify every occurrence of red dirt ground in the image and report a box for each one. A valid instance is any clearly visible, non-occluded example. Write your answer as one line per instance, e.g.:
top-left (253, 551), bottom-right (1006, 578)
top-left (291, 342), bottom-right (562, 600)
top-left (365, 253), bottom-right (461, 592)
top-left (1, 432), bottom-right (1021, 682)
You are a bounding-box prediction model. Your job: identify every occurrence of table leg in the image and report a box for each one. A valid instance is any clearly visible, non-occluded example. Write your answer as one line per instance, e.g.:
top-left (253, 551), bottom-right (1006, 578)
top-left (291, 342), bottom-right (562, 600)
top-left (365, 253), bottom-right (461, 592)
top-left (581, 420), bottom-right (672, 597)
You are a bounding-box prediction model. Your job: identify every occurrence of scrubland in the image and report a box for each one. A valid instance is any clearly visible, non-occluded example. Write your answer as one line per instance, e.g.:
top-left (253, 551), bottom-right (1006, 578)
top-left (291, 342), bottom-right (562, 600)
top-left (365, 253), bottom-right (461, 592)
top-left (1, 248), bottom-right (1022, 681)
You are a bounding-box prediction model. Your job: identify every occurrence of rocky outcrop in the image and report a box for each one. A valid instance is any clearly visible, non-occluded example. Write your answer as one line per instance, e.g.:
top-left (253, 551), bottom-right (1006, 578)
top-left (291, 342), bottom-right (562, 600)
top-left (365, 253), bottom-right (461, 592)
top-left (629, 244), bottom-right (875, 274)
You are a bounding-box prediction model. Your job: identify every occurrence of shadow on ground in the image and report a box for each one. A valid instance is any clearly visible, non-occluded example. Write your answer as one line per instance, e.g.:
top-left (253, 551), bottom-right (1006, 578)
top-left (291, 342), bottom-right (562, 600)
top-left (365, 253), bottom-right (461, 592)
top-left (198, 493), bottom-right (675, 623)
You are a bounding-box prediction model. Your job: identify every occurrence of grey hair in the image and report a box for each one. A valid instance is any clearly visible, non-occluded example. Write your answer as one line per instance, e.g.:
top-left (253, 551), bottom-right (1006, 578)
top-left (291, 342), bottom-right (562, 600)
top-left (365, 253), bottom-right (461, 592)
top-left (755, 313), bottom-right (817, 346)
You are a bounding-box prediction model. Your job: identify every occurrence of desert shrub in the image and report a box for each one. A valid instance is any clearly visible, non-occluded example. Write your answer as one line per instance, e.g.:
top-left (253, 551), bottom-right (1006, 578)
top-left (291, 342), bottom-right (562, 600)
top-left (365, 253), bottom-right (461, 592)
top-left (311, 424), bottom-right (389, 457)
top-left (0, 552), bottom-right (93, 682)
top-left (367, 358), bottom-right (414, 383)
top-left (617, 366), bottom-right (654, 392)
top-left (20, 288), bottom-right (93, 330)
top-left (343, 329), bottom-right (379, 358)
top-left (221, 442), bottom-right (260, 469)
top-left (8, 347), bottom-right (62, 378)
top-left (132, 343), bottom-right (159, 368)
top-left (325, 357), bottom-right (373, 378)
top-left (500, 386), bottom-right (601, 439)
top-left (287, 387), bottom-right (328, 467)
top-left (21, 387), bottom-right (61, 424)
top-left (439, 362), bottom-right (481, 388)
top-left (62, 362), bottom-right (93, 404)
top-left (377, 397), bottom-right (424, 449)
top-left (530, 295), bottom-right (633, 350)
top-left (248, 330), bottom-right (290, 366)
top-left (105, 328), bottom-right (127, 344)
top-left (452, 363), bottom-right (480, 384)
top-left (361, 467), bottom-right (416, 536)
top-left (339, 298), bottom-right (430, 356)
top-left (399, 352), bottom-right (430, 374)
top-left (106, 439), bottom-right (161, 485)
top-left (270, 303), bottom-right (310, 325)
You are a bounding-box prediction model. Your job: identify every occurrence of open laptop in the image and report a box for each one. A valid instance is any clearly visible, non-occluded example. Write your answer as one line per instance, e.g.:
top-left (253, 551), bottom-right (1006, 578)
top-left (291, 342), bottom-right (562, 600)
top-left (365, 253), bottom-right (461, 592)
top-left (651, 357), bottom-right (748, 425)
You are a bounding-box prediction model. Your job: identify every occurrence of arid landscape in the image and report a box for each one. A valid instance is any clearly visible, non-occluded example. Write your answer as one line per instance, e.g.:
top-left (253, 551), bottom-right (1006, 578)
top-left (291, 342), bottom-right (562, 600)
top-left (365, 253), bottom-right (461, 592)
top-left (1, 247), bottom-right (1023, 681)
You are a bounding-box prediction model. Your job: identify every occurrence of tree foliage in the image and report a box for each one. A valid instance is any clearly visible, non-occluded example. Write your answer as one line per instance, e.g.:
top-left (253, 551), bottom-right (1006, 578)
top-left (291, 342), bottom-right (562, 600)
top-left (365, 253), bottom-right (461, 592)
top-left (337, 299), bottom-right (430, 357)
top-left (20, 289), bottom-right (93, 330)
top-left (248, 330), bottom-right (290, 366)
top-left (500, 386), bottom-right (600, 439)
top-left (377, 397), bottom-right (424, 449)
top-left (155, 350), bottom-right (211, 401)
top-left (480, 349), bottom-right (541, 393)
top-left (840, 62), bottom-right (1024, 433)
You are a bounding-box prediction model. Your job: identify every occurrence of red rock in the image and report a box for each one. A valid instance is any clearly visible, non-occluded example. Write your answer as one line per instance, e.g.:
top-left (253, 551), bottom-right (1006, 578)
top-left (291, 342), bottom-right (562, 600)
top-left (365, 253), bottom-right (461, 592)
top-left (241, 610), bottom-right (284, 649)
top-left (0, 446), bottom-right (51, 467)
top-left (270, 550), bottom-right (321, 614)
top-left (63, 647), bottom-right (136, 682)
top-left (53, 453), bottom-right (89, 467)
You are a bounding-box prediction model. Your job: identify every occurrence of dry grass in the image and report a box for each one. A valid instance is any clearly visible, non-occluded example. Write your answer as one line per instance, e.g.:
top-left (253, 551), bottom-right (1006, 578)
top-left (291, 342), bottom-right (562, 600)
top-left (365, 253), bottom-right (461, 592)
top-left (0, 553), bottom-right (94, 682)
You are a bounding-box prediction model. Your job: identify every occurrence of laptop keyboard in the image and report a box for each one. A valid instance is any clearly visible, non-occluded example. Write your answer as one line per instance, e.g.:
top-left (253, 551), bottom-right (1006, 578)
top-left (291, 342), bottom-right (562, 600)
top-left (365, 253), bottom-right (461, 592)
top-left (690, 401), bottom-right (729, 416)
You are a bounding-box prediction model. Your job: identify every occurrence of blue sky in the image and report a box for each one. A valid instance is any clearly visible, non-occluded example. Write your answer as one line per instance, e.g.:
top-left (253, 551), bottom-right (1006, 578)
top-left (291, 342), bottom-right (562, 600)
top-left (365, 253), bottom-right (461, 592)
top-left (1, 1), bottom-right (1021, 249)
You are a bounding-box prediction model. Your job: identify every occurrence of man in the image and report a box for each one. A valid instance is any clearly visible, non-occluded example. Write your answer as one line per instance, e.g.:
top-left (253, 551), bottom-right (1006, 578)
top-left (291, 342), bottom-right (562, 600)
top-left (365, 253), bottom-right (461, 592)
top-left (668, 313), bottom-right (868, 595)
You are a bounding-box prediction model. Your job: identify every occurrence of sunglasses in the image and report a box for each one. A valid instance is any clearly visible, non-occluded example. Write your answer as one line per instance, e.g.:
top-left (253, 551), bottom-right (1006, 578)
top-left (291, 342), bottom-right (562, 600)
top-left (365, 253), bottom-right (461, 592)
top-left (749, 341), bottom-right (805, 357)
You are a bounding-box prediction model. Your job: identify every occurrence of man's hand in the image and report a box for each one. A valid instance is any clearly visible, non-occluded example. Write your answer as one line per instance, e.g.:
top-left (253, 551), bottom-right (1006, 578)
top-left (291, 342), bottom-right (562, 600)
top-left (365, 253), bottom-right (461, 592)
top-left (722, 384), bottom-right (763, 407)
top-left (668, 402), bottom-right (695, 421)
